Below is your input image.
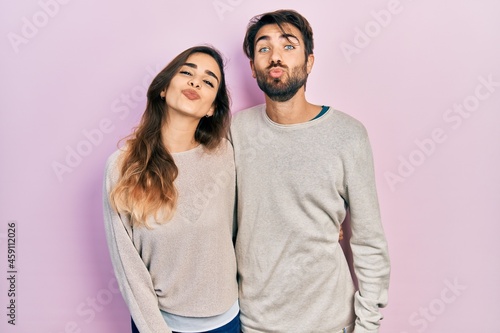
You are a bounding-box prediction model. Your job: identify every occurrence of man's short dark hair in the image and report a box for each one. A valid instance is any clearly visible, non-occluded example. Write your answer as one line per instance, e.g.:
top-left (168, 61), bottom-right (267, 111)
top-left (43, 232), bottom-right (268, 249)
top-left (243, 9), bottom-right (314, 60)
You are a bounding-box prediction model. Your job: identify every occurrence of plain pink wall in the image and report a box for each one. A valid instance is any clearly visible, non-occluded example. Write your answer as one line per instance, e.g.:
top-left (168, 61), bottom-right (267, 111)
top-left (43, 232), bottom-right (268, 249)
top-left (1, 0), bottom-right (499, 332)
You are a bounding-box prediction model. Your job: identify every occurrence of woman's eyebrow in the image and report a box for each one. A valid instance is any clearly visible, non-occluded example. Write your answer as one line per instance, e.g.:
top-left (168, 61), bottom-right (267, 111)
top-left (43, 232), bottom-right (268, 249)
top-left (183, 63), bottom-right (220, 83)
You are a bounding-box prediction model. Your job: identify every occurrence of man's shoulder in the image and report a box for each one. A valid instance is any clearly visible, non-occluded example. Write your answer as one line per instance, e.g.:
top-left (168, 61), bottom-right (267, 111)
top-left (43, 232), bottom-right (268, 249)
top-left (329, 108), bottom-right (368, 136)
top-left (330, 108), bottom-right (363, 127)
top-left (232, 104), bottom-right (265, 123)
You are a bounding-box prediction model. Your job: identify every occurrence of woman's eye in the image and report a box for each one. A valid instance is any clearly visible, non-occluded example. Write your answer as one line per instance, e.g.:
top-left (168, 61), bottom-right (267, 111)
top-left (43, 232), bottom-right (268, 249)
top-left (180, 70), bottom-right (192, 76)
top-left (204, 80), bottom-right (214, 88)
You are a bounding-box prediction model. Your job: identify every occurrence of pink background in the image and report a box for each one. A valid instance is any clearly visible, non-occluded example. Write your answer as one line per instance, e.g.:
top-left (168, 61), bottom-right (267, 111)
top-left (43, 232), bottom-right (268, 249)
top-left (1, 0), bottom-right (499, 332)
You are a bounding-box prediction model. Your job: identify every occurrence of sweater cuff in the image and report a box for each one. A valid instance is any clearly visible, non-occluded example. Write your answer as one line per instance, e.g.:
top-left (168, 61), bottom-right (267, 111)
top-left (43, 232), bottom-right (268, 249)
top-left (353, 290), bottom-right (384, 332)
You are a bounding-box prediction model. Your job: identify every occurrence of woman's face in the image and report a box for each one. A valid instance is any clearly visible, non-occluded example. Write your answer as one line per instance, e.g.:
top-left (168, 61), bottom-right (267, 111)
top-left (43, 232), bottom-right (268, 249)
top-left (162, 52), bottom-right (221, 119)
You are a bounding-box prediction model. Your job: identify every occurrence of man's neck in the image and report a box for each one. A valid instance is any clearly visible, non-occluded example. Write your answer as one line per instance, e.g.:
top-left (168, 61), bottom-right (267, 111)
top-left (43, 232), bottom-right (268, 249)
top-left (264, 91), bottom-right (321, 125)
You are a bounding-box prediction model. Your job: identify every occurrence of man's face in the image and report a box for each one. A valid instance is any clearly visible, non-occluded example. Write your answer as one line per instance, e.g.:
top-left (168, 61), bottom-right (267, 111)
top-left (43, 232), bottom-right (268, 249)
top-left (251, 23), bottom-right (314, 102)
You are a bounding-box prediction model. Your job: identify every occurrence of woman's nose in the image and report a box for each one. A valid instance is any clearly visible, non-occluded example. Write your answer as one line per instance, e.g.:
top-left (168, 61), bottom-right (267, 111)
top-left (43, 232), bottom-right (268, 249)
top-left (189, 79), bottom-right (201, 88)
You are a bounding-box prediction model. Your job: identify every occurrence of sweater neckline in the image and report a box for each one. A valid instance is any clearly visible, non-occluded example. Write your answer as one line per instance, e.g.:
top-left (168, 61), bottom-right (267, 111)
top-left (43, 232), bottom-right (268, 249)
top-left (262, 105), bottom-right (333, 129)
top-left (171, 143), bottom-right (203, 156)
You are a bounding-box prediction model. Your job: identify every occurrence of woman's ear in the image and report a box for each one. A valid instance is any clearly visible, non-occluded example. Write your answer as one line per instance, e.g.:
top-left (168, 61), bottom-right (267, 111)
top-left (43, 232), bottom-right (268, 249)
top-left (206, 105), bottom-right (215, 117)
top-left (160, 90), bottom-right (166, 99)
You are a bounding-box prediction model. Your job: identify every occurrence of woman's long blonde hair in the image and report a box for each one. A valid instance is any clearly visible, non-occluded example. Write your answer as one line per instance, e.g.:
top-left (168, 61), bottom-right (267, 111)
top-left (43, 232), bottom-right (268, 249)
top-left (110, 46), bottom-right (231, 227)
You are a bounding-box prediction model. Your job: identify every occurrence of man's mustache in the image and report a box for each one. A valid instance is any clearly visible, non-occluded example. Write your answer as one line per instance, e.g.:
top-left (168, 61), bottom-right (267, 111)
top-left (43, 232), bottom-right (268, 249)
top-left (267, 61), bottom-right (288, 70)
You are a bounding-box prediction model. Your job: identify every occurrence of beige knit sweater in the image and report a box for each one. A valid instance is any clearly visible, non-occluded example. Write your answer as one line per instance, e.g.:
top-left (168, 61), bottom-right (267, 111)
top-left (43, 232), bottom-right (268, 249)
top-left (231, 105), bottom-right (390, 333)
top-left (102, 139), bottom-right (238, 333)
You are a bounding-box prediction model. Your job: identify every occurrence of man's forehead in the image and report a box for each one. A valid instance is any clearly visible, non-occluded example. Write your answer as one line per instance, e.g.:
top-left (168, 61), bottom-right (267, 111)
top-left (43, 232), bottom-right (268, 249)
top-left (255, 23), bottom-right (302, 42)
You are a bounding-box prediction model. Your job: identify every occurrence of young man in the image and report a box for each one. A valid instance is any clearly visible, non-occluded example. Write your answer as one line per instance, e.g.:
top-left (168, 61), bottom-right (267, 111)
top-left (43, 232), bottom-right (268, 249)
top-left (231, 10), bottom-right (391, 333)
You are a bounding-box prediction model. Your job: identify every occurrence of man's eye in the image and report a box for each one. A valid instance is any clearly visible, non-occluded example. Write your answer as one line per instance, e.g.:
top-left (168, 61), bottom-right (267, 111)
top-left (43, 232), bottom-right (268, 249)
top-left (258, 47), bottom-right (270, 53)
top-left (204, 80), bottom-right (214, 88)
top-left (284, 45), bottom-right (295, 50)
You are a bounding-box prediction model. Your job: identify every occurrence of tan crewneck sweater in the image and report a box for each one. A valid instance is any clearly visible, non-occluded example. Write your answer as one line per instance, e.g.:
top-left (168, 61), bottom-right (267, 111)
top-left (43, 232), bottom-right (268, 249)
top-left (230, 105), bottom-right (390, 333)
top-left (102, 139), bottom-right (238, 333)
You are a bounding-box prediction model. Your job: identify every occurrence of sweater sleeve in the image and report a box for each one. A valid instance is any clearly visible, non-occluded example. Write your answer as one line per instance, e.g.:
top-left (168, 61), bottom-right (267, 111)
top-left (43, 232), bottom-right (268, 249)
top-left (345, 127), bottom-right (391, 333)
top-left (102, 154), bottom-right (173, 333)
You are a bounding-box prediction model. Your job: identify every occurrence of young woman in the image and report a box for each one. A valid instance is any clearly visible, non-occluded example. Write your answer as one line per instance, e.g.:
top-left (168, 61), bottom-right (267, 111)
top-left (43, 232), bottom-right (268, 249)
top-left (102, 46), bottom-right (239, 333)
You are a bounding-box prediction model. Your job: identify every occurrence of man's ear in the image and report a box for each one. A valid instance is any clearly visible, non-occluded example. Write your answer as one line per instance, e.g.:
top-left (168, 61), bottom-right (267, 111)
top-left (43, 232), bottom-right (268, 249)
top-left (250, 60), bottom-right (256, 78)
top-left (306, 54), bottom-right (314, 74)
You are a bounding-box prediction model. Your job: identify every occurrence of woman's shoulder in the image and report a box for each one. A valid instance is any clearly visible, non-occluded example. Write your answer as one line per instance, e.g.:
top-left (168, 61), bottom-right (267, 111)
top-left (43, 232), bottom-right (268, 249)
top-left (231, 104), bottom-right (265, 125)
top-left (197, 138), bottom-right (234, 165)
top-left (201, 137), bottom-right (233, 154)
top-left (104, 146), bottom-right (128, 181)
top-left (214, 138), bottom-right (234, 157)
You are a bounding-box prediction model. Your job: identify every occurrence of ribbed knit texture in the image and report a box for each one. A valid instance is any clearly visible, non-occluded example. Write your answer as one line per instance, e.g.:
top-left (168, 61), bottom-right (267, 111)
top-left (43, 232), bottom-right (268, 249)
top-left (102, 139), bottom-right (238, 333)
top-left (230, 105), bottom-right (390, 333)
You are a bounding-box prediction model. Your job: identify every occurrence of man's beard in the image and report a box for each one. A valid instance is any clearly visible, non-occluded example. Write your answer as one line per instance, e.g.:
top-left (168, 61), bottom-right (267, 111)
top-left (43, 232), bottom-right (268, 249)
top-left (255, 62), bottom-right (308, 102)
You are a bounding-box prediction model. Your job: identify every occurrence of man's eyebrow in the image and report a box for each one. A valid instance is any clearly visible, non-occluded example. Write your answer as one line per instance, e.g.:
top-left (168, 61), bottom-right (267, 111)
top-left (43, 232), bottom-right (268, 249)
top-left (255, 35), bottom-right (270, 44)
top-left (255, 33), bottom-right (300, 45)
top-left (281, 34), bottom-right (300, 43)
top-left (183, 62), bottom-right (219, 83)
